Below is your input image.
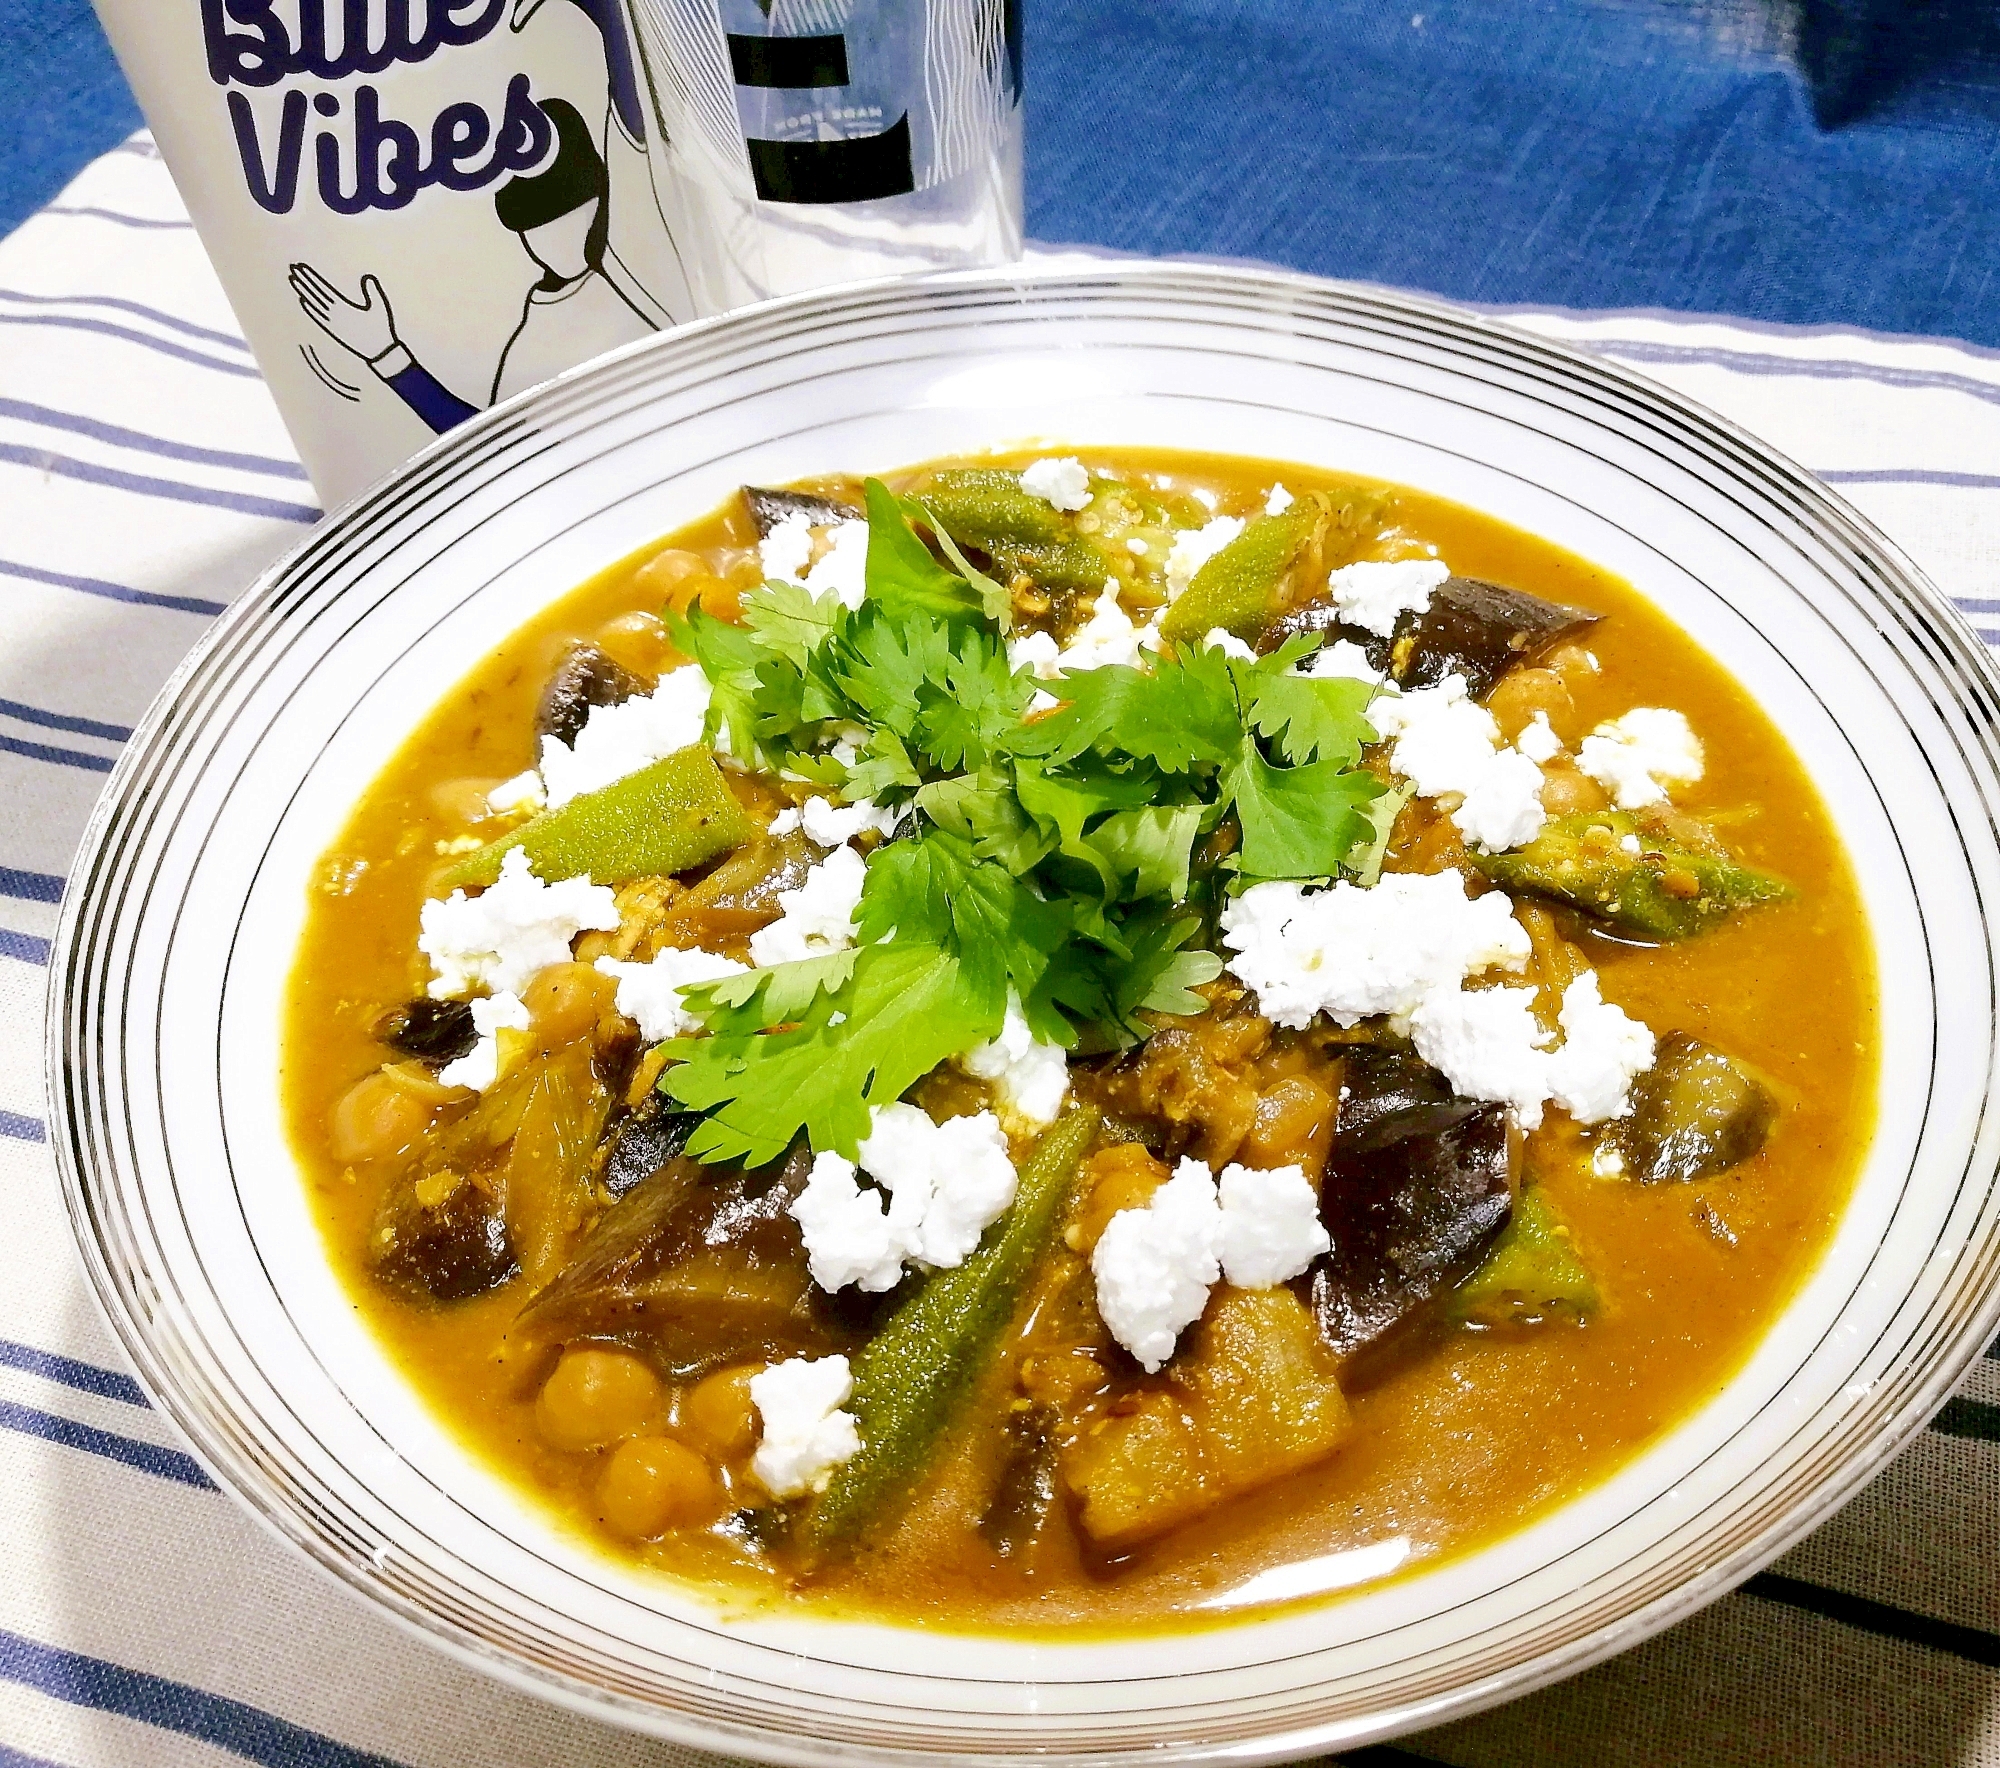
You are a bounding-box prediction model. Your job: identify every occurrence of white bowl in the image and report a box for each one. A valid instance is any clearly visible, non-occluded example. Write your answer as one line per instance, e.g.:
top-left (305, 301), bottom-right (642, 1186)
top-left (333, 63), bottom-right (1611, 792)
top-left (47, 262), bottom-right (2000, 1763)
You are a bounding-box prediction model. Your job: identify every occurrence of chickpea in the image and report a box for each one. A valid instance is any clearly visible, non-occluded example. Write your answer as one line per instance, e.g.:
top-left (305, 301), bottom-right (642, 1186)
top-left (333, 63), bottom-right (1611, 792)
top-left (1537, 758), bottom-right (1610, 817)
top-left (535, 1346), bottom-right (664, 1452)
top-left (597, 1436), bottom-right (723, 1538)
top-left (679, 1364), bottom-right (763, 1460)
top-left (518, 961), bottom-right (614, 1051)
top-left (1486, 667), bottom-right (1574, 744)
top-left (632, 547), bottom-right (707, 599)
top-left (594, 609), bottom-right (672, 679)
top-left (1238, 1076), bottom-right (1337, 1183)
top-left (329, 1070), bottom-right (434, 1164)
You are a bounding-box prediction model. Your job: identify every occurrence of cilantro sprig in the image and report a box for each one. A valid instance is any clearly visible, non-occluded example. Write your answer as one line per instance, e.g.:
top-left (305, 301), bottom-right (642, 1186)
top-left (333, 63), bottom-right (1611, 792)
top-left (658, 475), bottom-right (1388, 1163)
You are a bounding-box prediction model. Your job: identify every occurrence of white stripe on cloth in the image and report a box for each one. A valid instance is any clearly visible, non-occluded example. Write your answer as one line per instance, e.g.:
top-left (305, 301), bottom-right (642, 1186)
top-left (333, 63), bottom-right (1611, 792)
top-left (2, 141), bottom-right (1994, 1768)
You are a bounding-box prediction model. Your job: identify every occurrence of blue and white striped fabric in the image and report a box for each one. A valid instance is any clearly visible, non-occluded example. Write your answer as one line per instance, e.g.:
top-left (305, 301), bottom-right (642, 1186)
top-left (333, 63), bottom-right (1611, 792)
top-left (3, 136), bottom-right (1995, 1768)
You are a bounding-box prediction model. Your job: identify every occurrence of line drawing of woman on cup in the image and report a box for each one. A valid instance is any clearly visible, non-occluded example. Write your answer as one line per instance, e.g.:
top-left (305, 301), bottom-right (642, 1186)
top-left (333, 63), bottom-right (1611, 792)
top-left (289, 97), bottom-right (659, 435)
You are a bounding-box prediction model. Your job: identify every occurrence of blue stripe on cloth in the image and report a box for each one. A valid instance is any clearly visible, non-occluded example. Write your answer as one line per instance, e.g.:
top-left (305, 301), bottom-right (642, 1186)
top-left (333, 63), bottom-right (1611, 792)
top-left (1816, 468), bottom-right (2000, 491)
top-left (0, 733), bottom-right (113, 774)
top-left (0, 557), bottom-right (226, 617)
top-left (1585, 337), bottom-right (2000, 413)
top-left (0, 929), bottom-right (50, 966)
top-left (0, 399), bottom-right (307, 483)
top-left (1741, 1572), bottom-right (2000, 1669)
top-left (0, 698), bottom-right (129, 743)
top-left (0, 1739), bottom-right (67, 1768)
top-left (0, 1340), bottom-right (147, 1408)
top-left (0, 314), bottom-right (260, 380)
top-left (0, 286), bottom-right (250, 352)
top-left (40, 206), bottom-right (193, 231)
top-left (0, 1114), bottom-right (47, 1143)
top-left (0, 1401), bottom-right (209, 1490)
top-left (0, 867), bottom-right (62, 904)
top-left (0, 444), bottom-right (320, 525)
top-left (0, 1628), bottom-right (410, 1768)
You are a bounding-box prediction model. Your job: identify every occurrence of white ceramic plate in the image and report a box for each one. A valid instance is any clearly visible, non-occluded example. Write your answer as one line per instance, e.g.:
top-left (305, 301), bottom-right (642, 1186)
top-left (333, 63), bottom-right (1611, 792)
top-left (47, 262), bottom-right (2000, 1763)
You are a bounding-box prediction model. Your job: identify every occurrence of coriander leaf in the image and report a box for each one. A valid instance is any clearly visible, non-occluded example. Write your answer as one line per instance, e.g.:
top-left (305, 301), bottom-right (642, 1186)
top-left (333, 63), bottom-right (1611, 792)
top-left (842, 726), bottom-right (923, 800)
top-left (682, 949), bottom-right (860, 1024)
top-left (913, 627), bottom-right (1036, 772)
top-left (663, 944), bottom-right (999, 1163)
top-left (1025, 644), bottom-right (1241, 772)
top-left (668, 606), bottom-right (802, 767)
top-left (741, 581), bottom-right (847, 671)
top-left (1247, 671), bottom-right (1380, 766)
top-left (1138, 947), bottom-right (1225, 1014)
top-left (1227, 746), bottom-right (1384, 881)
top-left (1089, 804), bottom-right (1203, 903)
top-left (917, 770), bottom-right (1054, 872)
top-left (775, 748), bottom-right (848, 789)
top-left (831, 610), bottom-right (953, 742)
top-left (912, 499), bottom-right (1011, 631)
top-left (1347, 779), bottom-right (1411, 886)
top-left (862, 478), bottom-right (981, 623)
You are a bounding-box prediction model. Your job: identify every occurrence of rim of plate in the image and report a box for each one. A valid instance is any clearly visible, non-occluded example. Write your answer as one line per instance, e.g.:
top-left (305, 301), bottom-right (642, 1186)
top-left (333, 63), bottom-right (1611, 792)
top-left (45, 259), bottom-right (2000, 1764)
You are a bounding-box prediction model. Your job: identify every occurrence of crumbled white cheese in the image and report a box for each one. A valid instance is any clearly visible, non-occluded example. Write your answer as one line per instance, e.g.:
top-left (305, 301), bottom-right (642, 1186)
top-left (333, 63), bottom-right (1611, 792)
top-left (1164, 516), bottom-right (1245, 599)
top-left (1216, 1162), bottom-right (1329, 1289)
top-left (789, 1151), bottom-right (906, 1293)
top-left (594, 946), bottom-right (749, 1042)
top-left (790, 1104), bottom-right (1020, 1290)
top-left (419, 846), bottom-right (619, 999)
top-left (1008, 629), bottom-right (1061, 676)
top-left (1019, 456), bottom-right (1091, 512)
top-left (1203, 627), bottom-right (1257, 661)
top-left (750, 1355), bottom-right (860, 1498)
top-left (1264, 483), bottom-right (1295, 516)
top-left (760, 512), bottom-right (869, 610)
top-left (1219, 870), bottom-right (1530, 1030)
top-left (1369, 674), bottom-right (1546, 853)
top-left (1546, 971), bottom-right (1657, 1123)
top-left (1621, 833), bottom-right (1642, 853)
top-left (768, 795), bottom-right (902, 846)
top-left (1591, 1139), bottom-right (1627, 1179)
top-left (1515, 711), bottom-right (1562, 764)
top-left (486, 769), bottom-right (546, 817)
top-left (1325, 558), bottom-right (1450, 639)
top-left (1091, 1158), bottom-right (1224, 1372)
top-left (758, 509), bottom-right (816, 586)
top-left (960, 993), bottom-right (1071, 1128)
top-left (437, 990), bottom-right (530, 1092)
top-left (1454, 745), bottom-right (1549, 854)
top-left (1576, 707), bottom-right (1704, 809)
top-left (856, 1103), bottom-right (1018, 1271)
top-left (1126, 536), bottom-right (1149, 555)
top-left (1410, 982), bottom-right (1556, 1127)
top-left (538, 667), bottom-right (713, 808)
top-left (747, 844), bottom-right (866, 966)
top-left (1300, 639), bottom-right (1385, 685)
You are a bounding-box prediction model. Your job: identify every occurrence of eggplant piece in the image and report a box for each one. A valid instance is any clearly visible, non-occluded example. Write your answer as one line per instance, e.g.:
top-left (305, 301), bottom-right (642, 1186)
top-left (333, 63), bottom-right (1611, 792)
top-left (1306, 1065), bottom-right (1513, 1358)
top-left (371, 1170), bottom-right (516, 1302)
top-left (742, 486), bottom-right (856, 538)
top-left (376, 997), bottom-right (477, 1064)
top-left (600, 1093), bottom-right (704, 1200)
top-left (1615, 1033), bottom-right (1777, 1183)
top-left (979, 1403), bottom-right (1062, 1560)
top-left (1332, 1046), bottom-right (1486, 1153)
top-left (536, 644), bottom-right (651, 749)
top-left (1261, 575), bottom-right (1599, 699)
top-left (512, 1145), bottom-right (864, 1377)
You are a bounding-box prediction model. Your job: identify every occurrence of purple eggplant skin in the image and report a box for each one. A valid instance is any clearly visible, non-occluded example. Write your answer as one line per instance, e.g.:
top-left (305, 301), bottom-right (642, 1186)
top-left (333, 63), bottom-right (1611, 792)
top-left (511, 1144), bottom-right (874, 1378)
top-left (535, 644), bottom-right (652, 749)
top-left (377, 997), bottom-right (478, 1064)
top-left (1260, 575), bottom-right (1600, 699)
top-left (741, 486), bottom-right (858, 539)
top-left (978, 1402), bottom-right (1063, 1560)
top-left (600, 1093), bottom-right (704, 1200)
top-left (1301, 1050), bottom-right (1514, 1360)
top-left (371, 1173), bottom-right (517, 1303)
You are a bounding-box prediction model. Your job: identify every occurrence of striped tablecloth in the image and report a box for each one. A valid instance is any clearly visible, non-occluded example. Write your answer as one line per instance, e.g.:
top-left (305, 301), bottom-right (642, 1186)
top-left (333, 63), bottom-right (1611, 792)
top-left (2, 136), bottom-right (1995, 1768)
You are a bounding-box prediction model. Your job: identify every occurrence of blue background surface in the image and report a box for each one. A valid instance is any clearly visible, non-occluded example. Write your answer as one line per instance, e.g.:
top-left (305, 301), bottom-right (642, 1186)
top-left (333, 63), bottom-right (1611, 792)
top-left (8, 0), bottom-right (2000, 342)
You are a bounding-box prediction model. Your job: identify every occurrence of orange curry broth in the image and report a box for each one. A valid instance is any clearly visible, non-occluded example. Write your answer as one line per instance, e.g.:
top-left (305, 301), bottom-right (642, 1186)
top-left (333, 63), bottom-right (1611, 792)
top-left (283, 447), bottom-right (1876, 1634)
